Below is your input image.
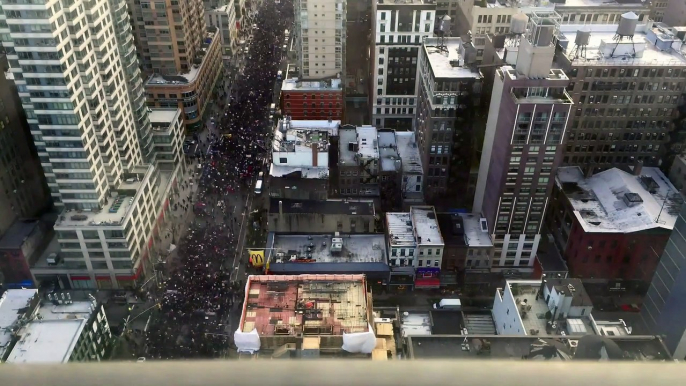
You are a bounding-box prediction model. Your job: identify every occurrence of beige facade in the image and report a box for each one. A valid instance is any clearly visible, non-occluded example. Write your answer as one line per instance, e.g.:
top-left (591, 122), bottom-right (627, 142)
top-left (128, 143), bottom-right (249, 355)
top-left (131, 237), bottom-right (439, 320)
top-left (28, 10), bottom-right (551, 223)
top-left (145, 28), bottom-right (223, 131)
top-left (295, 0), bottom-right (346, 80)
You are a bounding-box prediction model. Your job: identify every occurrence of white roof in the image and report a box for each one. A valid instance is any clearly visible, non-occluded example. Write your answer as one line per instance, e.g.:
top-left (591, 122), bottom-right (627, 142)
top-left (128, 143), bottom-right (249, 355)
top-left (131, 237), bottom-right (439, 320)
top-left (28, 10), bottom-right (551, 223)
top-left (386, 212), bottom-right (416, 247)
top-left (148, 108), bottom-right (179, 124)
top-left (459, 213), bottom-right (493, 248)
top-left (423, 38), bottom-right (482, 79)
top-left (559, 23), bottom-right (686, 67)
top-left (7, 301), bottom-right (96, 363)
top-left (0, 290), bottom-right (37, 358)
top-left (556, 166), bottom-right (681, 233)
top-left (411, 207), bottom-right (444, 245)
top-left (269, 164), bottom-right (329, 179)
top-left (280, 119), bottom-right (340, 135)
top-left (395, 132), bottom-right (423, 174)
top-left (357, 126), bottom-right (379, 159)
top-left (281, 78), bottom-right (342, 91)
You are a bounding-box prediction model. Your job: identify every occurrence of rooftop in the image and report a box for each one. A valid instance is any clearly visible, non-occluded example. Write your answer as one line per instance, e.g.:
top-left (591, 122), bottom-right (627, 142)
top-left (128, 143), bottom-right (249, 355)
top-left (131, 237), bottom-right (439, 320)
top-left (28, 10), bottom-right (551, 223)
top-left (378, 131), bottom-right (401, 173)
top-left (146, 29), bottom-right (218, 86)
top-left (0, 289), bottom-right (38, 359)
top-left (558, 22), bottom-right (686, 67)
top-left (269, 198), bottom-right (375, 216)
top-left (407, 335), bottom-right (670, 361)
top-left (357, 126), bottom-right (380, 159)
top-left (554, 0), bottom-right (647, 8)
top-left (269, 164), bottom-right (329, 179)
top-left (55, 165), bottom-right (154, 228)
top-left (7, 300), bottom-right (97, 363)
top-left (268, 233), bottom-right (387, 264)
top-left (386, 212), bottom-right (416, 247)
top-left (239, 275), bottom-right (370, 336)
top-left (148, 108), bottom-right (179, 125)
top-left (400, 312), bottom-right (432, 337)
top-left (273, 128), bottom-right (329, 153)
top-left (422, 38), bottom-right (482, 79)
top-left (459, 213), bottom-right (493, 248)
top-left (0, 219), bottom-right (40, 250)
top-left (277, 118), bottom-right (340, 136)
top-left (556, 166), bottom-right (681, 233)
top-left (376, 0), bottom-right (433, 5)
top-left (281, 76), bottom-right (342, 92)
top-left (394, 132), bottom-right (423, 174)
top-left (411, 206), bottom-right (443, 245)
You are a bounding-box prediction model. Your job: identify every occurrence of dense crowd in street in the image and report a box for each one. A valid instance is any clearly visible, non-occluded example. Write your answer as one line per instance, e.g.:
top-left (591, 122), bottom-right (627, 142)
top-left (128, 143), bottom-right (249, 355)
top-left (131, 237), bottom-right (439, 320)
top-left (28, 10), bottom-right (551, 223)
top-left (143, 1), bottom-right (292, 359)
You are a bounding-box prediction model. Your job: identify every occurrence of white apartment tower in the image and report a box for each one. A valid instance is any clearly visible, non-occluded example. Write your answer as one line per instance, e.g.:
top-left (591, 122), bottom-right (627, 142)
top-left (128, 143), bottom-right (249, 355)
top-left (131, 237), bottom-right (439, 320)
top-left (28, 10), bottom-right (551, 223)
top-left (372, 0), bottom-right (435, 132)
top-left (294, 0), bottom-right (346, 80)
top-left (0, 0), bottom-right (145, 209)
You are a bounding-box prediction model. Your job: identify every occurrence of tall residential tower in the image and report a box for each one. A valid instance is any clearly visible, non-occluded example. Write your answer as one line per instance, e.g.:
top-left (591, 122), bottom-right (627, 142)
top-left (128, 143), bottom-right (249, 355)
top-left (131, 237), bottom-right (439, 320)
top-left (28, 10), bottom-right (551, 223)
top-left (294, 0), bottom-right (346, 80)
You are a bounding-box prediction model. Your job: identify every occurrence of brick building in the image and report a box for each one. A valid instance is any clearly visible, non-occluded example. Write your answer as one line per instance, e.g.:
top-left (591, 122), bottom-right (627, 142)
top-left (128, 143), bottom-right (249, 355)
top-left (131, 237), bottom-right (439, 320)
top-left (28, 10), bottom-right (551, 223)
top-left (281, 65), bottom-right (344, 121)
top-left (549, 166), bottom-right (682, 284)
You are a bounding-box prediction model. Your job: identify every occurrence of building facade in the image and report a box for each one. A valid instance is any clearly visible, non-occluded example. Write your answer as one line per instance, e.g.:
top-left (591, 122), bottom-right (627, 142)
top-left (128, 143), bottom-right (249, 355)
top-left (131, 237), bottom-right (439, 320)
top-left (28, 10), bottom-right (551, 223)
top-left (0, 57), bottom-right (50, 234)
top-left (144, 27), bottom-right (223, 131)
top-left (555, 19), bottom-right (686, 176)
top-left (474, 11), bottom-right (571, 272)
top-left (294, 0), bottom-right (346, 80)
top-left (0, 220), bottom-right (45, 288)
top-left (150, 108), bottom-right (185, 168)
top-left (415, 37), bottom-right (482, 202)
top-left (641, 204), bottom-right (686, 360)
top-left (205, 3), bottom-right (239, 63)
top-left (668, 154), bottom-right (686, 192)
top-left (280, 65), bottom-right (344, 120)
top-left (549, 166), bottom-right (679, 284)
top-left (371, 0), bottom-right (436, 131)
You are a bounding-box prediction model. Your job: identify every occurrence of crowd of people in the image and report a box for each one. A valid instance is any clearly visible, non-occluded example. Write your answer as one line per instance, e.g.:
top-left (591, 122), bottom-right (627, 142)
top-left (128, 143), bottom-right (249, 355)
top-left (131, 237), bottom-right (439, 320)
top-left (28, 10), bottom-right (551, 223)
top-left (144, 0), bottom-right (292, 359)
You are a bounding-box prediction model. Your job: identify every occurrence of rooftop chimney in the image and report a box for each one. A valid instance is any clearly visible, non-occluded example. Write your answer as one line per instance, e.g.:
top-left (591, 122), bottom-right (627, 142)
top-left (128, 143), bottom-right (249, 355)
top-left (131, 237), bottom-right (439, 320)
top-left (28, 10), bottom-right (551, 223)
top-left (633, 159), bottom-right (643, 176)
top-left (312, 143), bottom-right (318, 167)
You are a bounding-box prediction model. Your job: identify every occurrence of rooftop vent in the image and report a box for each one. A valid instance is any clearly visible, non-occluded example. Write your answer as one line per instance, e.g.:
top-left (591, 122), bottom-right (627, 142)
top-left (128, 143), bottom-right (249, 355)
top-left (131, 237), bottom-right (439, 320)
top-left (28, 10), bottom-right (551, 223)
top-left (622, 192), bottom-right (644, 207)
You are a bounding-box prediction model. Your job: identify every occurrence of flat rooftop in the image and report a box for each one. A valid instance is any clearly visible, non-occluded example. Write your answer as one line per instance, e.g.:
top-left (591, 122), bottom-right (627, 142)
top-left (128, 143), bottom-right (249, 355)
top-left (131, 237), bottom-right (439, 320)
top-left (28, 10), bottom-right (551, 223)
top-left (7, 301), bottom-right (95, 364)
top-left (357, 126), bottom-right (379, 159)
top-left (556, 166), bottom-right (681, 233)
top-left (277, 119), bottom-right (340, 136)
top-left (269, 164), bottom-right (329, 179)
top-left (559, 22), bottom-right (686, 67)
top-left (339, 127), bottom-right (358, 164)
top-left (0, 289), bottom-right (38, 359)
top-left (148, 108), bottom-right (179, 124)
top-left (386, 212), bottom-right (416, 247)
top-left (269, 233), bottom-right (387, 264)
top-left (239, 275), bottom-right (369, 336)
top-left (400, 311), bottom-right (432, 337)
top-left (407, 335), bottom-right (670, 361)
top-left (554, 0), bottom-right (647, 8)
top-left (55, 165), bottom-right (154, 228)
top-left (273, 128), bottom-right (329, 153)
top-left (459, 213), bottom-right (492, 248)
top-left (376, 0), bottom-right (432, 5)
top-left (281, 77), bottom-right (342, 91)
top-left (269, 198), bottom-right (375, 216)
top-left (0, 219), bottom-right (40, 250)
top-left (411, 207), bottom-right (443, 245)
top-left (423, 38), bottom-right (482, 79)
top-left (395, 132), bottom-right (423, 174)
top-left (146, 29), bottom-right (218, 86)
top-left (378, 131), bottom-right (401, 172)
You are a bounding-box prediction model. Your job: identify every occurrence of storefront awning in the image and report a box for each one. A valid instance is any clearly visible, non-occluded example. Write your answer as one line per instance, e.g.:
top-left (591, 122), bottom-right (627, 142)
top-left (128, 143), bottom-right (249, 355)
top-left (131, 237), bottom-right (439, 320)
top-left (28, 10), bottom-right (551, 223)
top-left (415, 277), bottom-right (440, 289)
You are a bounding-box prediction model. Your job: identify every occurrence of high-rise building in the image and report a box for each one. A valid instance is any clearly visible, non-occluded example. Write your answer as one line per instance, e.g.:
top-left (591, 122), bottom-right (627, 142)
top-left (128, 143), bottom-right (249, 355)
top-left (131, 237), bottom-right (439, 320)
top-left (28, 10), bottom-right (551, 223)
top-left (0, 0), bottom-right (186, 289)
top-left (129, 0), bottom-right (223, 131)
top-left (205, 2), bottom-right (239, 65)
top-left (370, 0), bottom-right (435, 131)
top-left (555, 17), bottom-right (686, 175)
top-left (451, 0), bottom-right (650, 64)
top-left (294, 0), bottom-right (346, 80)
top-left (474, 11), bottom-right (572, 273)
top-left (414, 37), bottom-right (482, 203)
top-left (0, 56), bottom-right (50, 234)
top-left (1, 0), bottom-right (145, 209)
top-left (641, 204), bottom-right (686, 360)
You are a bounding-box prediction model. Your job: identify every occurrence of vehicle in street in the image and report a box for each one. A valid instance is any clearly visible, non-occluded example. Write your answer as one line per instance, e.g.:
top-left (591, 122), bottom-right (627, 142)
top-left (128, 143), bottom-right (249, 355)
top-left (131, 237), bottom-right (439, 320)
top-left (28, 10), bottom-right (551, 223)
top-left (433, 298), bottom-right (462, 310)
top-left (254, 179), bottom-right (263, 194)
top-left (269, 103), bottom-right (276, 114)
top-left (276, 70), bottom-right (283, 80)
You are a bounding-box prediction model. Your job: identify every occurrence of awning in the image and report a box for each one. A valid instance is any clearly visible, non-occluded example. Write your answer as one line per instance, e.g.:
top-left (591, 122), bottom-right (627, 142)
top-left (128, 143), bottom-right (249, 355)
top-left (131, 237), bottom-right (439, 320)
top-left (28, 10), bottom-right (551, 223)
top-left (415, 277), bottom-right (441, 289)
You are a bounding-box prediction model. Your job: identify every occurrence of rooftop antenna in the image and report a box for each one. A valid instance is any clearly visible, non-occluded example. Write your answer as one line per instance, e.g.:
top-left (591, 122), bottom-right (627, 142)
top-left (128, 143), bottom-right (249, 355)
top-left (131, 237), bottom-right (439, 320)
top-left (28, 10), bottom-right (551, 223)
top-left (611, 12), bottom-right (638, 58)
top-left (436, 15), bottom-right (451, 53)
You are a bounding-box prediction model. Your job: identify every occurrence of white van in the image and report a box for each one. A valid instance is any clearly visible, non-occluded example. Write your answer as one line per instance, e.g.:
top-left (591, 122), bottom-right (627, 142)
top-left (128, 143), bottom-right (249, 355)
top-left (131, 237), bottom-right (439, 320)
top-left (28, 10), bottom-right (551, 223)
top-left (269, 103), bottom-right (276, 114)
top-left (254, 179), bottom-right (263, 194)
top-left (433, 298), bottom-right (461, 310)
top-left (277, 70), bottom-right (283, 80)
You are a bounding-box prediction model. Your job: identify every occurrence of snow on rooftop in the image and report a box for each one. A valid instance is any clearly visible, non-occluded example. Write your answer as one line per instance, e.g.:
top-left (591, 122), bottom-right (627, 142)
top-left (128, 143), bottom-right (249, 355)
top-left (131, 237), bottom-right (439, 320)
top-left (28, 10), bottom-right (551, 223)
top-left (559, 23), bottom-right (686, 67)
top-left (269, 164), bottom-right (329, 179)
top-left (556, 166), bottom-right (682, 233)
top-left (357, 126), bottom-right (379, 159)
top-left (411, 207), bottom-right (443, 245)
top-left (387, 212), bottom-right (417, 247)
top-left (423, 38), bottom-right (482, 79)
top-left (0, 289), bottom-right (37, 358)
top-left (395, 132), bottom-right (423, 174)
top-left (459, 213), bottom-right (493, 247)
